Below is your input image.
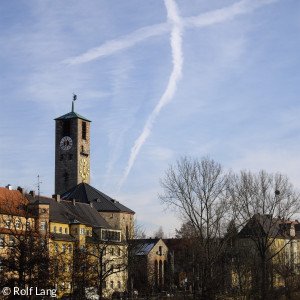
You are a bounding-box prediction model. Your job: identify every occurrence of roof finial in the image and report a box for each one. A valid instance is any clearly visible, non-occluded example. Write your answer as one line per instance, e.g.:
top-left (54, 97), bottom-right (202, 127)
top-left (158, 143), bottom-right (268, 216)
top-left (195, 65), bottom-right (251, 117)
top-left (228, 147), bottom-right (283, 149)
top-left (72, 93), bottom-right (77, 112)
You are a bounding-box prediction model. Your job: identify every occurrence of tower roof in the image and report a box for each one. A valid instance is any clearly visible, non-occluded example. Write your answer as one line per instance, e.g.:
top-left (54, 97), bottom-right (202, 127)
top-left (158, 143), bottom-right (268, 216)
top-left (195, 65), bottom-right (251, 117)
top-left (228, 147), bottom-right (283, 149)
top-left (54, 111), bottom-right (91, 122)
top-left (60, 182), bottom-right (135, 214)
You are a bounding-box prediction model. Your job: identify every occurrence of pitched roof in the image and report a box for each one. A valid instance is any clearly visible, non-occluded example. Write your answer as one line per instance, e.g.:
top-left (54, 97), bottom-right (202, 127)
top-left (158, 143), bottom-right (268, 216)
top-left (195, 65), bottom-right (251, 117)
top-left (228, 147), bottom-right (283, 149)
top-left (54, 111), bottom-right (91, 122)
top-left (50, 233), bottom-right (77, 242)
top-left (238, 214), bottom-right (300, 239)
top-left (28, 194), bottom-right (111, 228)
top-left (61, 183), bottom-right (135, 214)
top-left (130, 238), bottom-right (160, 256)
top-left (0, 187), bottom-right (33, 217)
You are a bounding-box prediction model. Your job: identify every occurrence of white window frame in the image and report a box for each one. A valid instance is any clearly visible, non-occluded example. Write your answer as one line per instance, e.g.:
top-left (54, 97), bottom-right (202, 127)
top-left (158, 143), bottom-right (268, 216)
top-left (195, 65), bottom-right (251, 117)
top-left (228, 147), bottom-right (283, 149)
top-left (40, 221), bottom-right (46, 231)
top-left (5, 218), bottom-right (11, 229)
top-left (16, 219), bottom-right (21, 230)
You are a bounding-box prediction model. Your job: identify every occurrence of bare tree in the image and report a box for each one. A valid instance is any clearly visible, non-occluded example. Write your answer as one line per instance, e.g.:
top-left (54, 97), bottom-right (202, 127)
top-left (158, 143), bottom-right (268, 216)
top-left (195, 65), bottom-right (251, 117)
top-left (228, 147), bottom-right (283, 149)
top-left (228, 170), bottom-right (300, 300)
top-left (159, 156), bottom-right (232, 299)
top-left (0, 188), bottom-right (51, 299)
top-left (154, 226), bottom-right (165, 239)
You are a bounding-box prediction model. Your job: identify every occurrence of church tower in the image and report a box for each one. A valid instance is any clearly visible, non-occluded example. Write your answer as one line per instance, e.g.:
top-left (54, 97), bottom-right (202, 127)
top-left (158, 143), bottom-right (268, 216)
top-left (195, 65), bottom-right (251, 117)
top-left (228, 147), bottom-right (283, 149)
top-left (54, 101), bottom-right (91, 195)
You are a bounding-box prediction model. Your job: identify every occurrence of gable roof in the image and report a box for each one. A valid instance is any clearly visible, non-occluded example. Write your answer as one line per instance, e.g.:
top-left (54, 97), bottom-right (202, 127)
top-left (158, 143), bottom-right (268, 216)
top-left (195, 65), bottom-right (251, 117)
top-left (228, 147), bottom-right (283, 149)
top-left (131, 238), bottom-right (161, 256)
top-left (60, 183), bottom-right (134, 214)
top-left (238, 214), bottom-right (300, 239)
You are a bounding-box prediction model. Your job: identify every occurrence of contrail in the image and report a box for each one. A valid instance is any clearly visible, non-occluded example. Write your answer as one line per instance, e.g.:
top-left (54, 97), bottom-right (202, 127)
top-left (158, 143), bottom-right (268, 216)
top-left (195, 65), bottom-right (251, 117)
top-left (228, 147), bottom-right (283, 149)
top-left (64, 23), bottom-right (170, 65)
top-left (118, 0), bottom-right (184, 190)
top-left (64, 0), bottom-right (279, 65)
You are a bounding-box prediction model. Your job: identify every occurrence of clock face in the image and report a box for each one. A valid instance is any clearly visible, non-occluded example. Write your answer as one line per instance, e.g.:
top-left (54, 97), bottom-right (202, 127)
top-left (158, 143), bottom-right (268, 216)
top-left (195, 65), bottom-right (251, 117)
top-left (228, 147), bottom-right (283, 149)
top-left (60, 136), bottom-right (73, 151)
top-left (79, 158), bottom-right (90, 182)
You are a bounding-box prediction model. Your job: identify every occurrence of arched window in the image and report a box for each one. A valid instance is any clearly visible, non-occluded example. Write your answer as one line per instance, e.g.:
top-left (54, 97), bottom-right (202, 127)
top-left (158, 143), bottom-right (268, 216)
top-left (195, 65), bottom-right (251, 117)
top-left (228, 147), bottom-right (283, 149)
top-left (159, 260), bottom-right (163, 286)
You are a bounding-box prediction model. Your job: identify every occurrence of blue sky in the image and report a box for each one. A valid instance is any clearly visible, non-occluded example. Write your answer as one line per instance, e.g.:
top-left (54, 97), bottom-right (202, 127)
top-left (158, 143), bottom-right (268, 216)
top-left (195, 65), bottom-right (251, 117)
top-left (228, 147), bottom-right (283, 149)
top-left (1, 0), bottom-right (300, 236)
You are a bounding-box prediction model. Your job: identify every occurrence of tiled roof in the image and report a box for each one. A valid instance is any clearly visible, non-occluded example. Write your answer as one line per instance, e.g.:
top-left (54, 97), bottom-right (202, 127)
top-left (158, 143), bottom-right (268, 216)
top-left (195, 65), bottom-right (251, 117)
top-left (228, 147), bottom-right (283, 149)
top-left (54, 111), bottom-right (91, 122)
top-left (0, 188), bottom-right (32, 217)
top-left (61, 183), bottom-right (134, 214)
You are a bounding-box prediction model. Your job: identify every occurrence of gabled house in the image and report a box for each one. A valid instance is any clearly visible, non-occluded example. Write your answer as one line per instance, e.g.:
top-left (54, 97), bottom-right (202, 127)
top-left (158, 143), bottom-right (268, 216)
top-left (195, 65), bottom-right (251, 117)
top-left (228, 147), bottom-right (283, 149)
top-left (129, 238), bottom-right (168, 295)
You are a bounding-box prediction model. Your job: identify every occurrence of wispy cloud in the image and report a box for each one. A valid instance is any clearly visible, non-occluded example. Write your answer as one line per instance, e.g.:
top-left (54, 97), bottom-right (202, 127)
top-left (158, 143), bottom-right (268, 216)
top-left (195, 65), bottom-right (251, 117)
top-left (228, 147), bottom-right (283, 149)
top-left (118, 0), bottom-right (184, 190)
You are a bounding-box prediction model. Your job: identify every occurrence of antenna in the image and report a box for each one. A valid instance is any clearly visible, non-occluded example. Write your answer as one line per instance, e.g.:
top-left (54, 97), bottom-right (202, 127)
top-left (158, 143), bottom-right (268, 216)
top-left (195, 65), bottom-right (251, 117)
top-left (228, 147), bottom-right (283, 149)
top-left (36, 175), bottom-right (43, 200)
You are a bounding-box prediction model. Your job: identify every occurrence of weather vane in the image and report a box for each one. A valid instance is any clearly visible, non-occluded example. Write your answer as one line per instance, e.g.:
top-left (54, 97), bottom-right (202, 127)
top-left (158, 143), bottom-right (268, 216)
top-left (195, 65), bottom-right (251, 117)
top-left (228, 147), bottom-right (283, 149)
top-left (72, 93), bottom-right (77, 112)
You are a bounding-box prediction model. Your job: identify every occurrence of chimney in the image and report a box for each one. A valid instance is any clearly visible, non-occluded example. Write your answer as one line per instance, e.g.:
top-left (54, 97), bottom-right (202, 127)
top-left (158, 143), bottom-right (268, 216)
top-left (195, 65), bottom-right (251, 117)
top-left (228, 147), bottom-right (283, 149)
top-left (29, 190), bottom-right (36, 198)
top-left (72, 198), bottom-right (76, 206)
top-left (17, 186), bottom-right (25, 196)
top-left (6, 184), bottom-right (12, 191)
top-left (52, 194), bottom-right (61, 202)
top-left (89, 202), bottom-right (93, 208)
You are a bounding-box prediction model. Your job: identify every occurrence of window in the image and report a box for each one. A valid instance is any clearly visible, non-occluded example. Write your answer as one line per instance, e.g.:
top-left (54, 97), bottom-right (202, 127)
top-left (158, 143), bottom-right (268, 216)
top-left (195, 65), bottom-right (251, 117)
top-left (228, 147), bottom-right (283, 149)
top-left (61, 282), bottom-right (65, 291)
top-left (5, 219), bottom-right (11, 229)
top-left (62, 244), bottom-right (66, 253)
top-left (74, 228), bottom-right (78, 235)
top-left (62, 264), bottom-right (66, 272)
top-left (118, 248), bottom-right (121, 256)
top-left (26, 221), bottom-right (30, 231)
top-left (68, 282), bottom-right (72, 290)
top-left (65, 228), bottom-right (68, 234)
top-left (87, 230), bottom-right (90, 236)
top-left (68, 245), bottom-right (72, 254)
top-left (40, 221), bottom-right (46, 231)
top-left (0, 260), bottom-right (3, 271)
top-left (54, 282), bottom-right (58, 290)
top-left (110, 265), bottom-right (114, 272)
top-left (93, 247), bottom-right (96, 255)
top-left (68, 264), bottom-right (72, 272)
top-left (103, 281), bottom-right (106, 289)
top-left (63, 120), bottom-right (70, 136)
top-left (80, 228), bottom-right (85, 235)
top-left (111, 248), bottom-right (114, 256)
top-left (110, 281), bottom-right (113, 289)
top-left (0, 237), bottom-right (4, 248)
top-left (16, 219), bottom-right (21, 230)
top-left (53, 226), bottom-right (57, 233)
top-left (59, 227), bottom-right (62, 234)
top-left (118, 281), bottom-right (121, 289)
top-left (9, 237), bottom-right (14, 249)
top-left (55, 244), bottom-right (58, 253)
top-left (82, 121), bottom-right (86, 140)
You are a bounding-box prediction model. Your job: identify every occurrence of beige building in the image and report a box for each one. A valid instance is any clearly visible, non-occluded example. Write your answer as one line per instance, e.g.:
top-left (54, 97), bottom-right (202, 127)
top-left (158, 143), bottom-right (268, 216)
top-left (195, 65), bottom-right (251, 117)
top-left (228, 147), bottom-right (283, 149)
top-left (130, 238), bottom-right (169, 294)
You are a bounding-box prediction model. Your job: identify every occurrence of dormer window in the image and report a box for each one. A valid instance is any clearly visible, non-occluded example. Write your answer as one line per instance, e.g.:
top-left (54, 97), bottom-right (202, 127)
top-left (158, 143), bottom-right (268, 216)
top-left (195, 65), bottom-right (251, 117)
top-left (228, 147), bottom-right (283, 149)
top-left (16, 219), bottom-right (21, 230)
top-left (80, 228), bottom-right (85, 235)
top-left (5, 219), bottom-right (11, 229)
